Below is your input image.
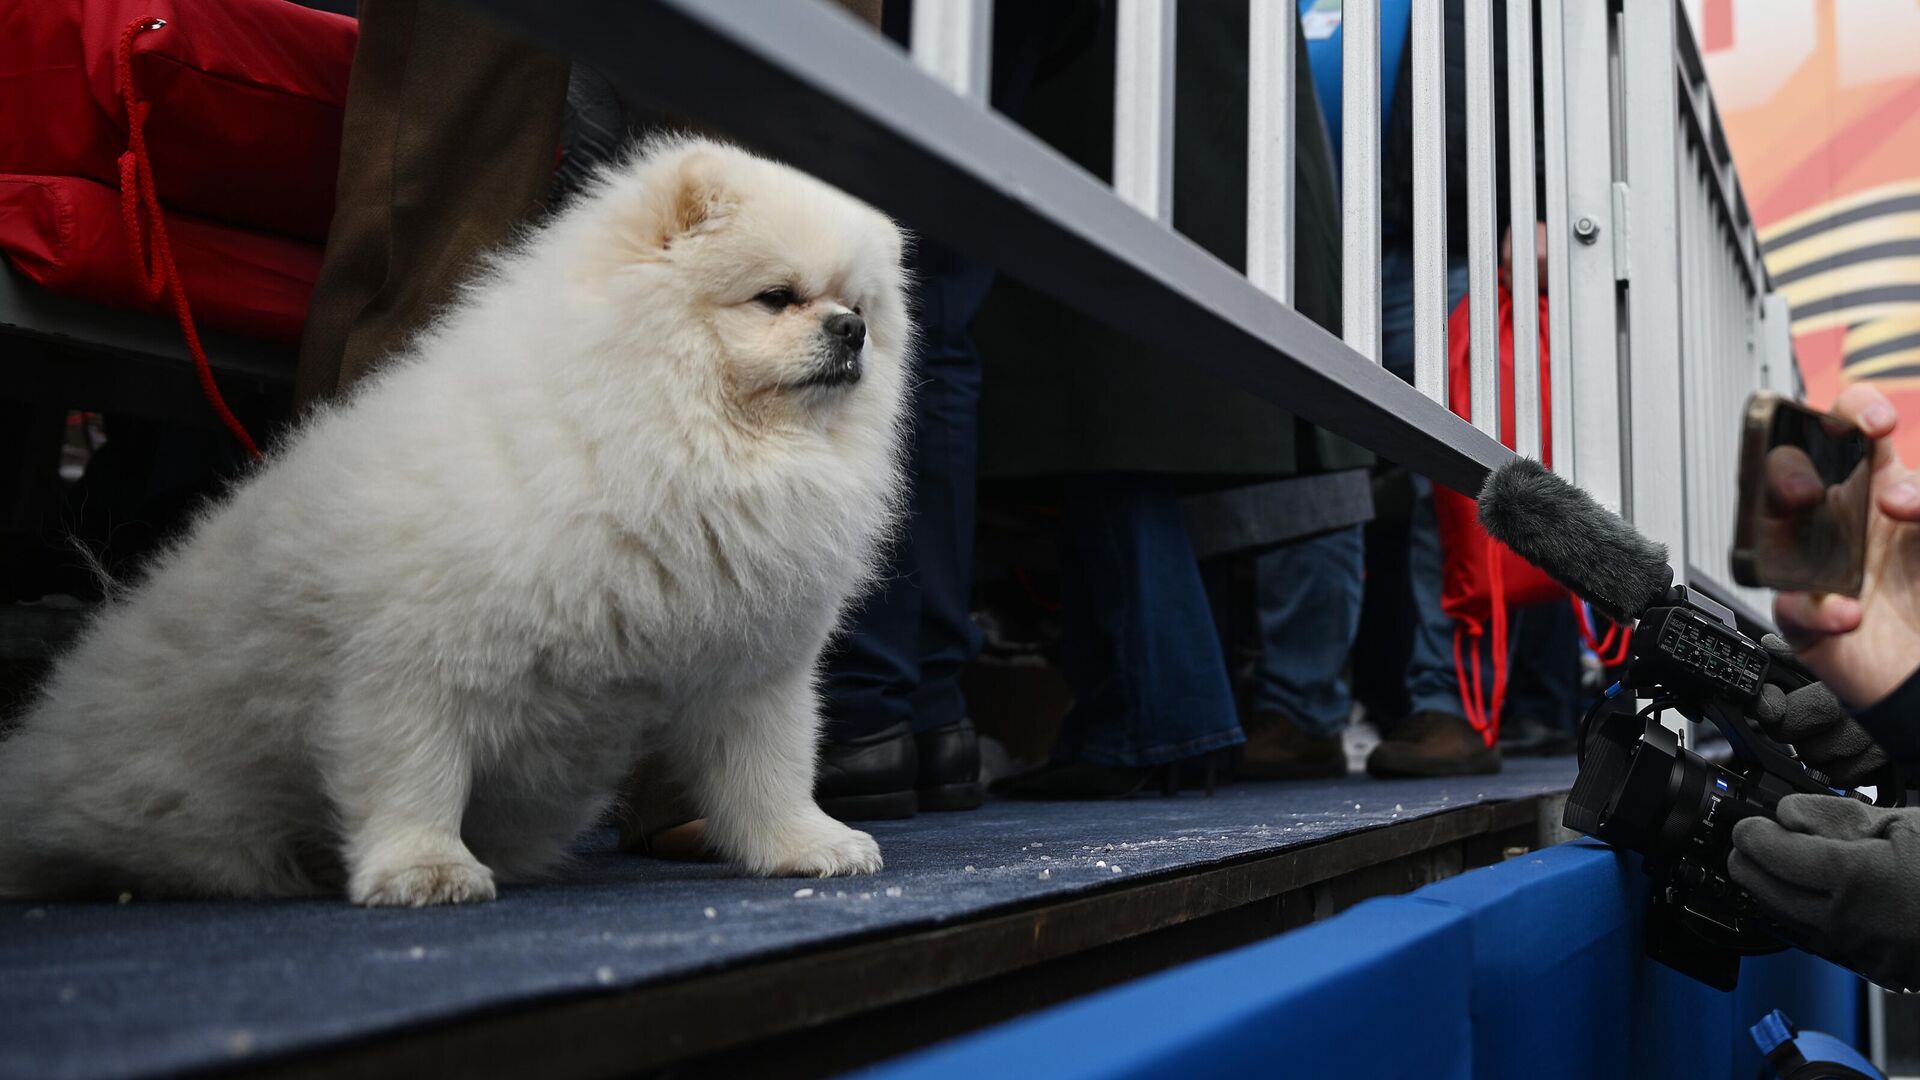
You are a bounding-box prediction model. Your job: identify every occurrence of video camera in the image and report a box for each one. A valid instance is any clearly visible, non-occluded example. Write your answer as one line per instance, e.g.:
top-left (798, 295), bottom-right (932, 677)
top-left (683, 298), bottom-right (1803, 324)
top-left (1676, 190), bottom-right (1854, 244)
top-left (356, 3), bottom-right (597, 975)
top-left (1479, 459), bottom-right (1906, 990)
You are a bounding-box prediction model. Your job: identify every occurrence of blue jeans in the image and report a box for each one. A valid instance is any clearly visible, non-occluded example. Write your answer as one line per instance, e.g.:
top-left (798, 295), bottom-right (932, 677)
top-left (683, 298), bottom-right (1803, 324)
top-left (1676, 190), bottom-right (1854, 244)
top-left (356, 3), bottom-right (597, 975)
top-left (1052, 474), bottom-right (1245, 767)
top-left (1505, 599), bottom-right (1584, 730)
top-left (821, 240), bottom-right (988, 740)
top-left (1255, 245), bottom-right (1472, 736)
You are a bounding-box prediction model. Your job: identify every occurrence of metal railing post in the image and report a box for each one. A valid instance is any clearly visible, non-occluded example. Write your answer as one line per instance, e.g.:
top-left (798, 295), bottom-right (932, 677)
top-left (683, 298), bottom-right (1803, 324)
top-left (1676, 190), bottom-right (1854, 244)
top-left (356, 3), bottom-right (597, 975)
top-left (1247, 1), bottom-right (1294, 304)
top-left (1559, 0), bottom-right (1625, 513)
top-left (1463, 0), bottom-right (1500, 439)
top-left (1506, 0), bottom-right (1541, 460)
top-left (1539, 0), bottom-right (1575, 477)
top-left (1411, 0), bottom-right (1448, 403)
top-left (1114, 0), bottom-right (1177, 224)
top-left (910, 0), bottom-right (992, 104)
top-left (1622, 0), bottom-right (1688, 583)
top-left (1342, 0), bottom-right (1382, 363)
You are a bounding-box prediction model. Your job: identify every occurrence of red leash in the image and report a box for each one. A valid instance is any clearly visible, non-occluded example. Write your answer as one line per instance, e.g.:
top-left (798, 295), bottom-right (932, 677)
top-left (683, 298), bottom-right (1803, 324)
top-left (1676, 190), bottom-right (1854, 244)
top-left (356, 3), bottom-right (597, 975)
top-left (115, 16), bottom-right (262, 460)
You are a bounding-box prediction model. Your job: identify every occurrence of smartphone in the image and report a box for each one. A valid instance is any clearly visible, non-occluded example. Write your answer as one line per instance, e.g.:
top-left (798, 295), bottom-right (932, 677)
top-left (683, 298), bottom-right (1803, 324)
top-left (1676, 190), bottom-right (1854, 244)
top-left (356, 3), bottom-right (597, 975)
top-left (1731, 391), bottom-right (1872, 595)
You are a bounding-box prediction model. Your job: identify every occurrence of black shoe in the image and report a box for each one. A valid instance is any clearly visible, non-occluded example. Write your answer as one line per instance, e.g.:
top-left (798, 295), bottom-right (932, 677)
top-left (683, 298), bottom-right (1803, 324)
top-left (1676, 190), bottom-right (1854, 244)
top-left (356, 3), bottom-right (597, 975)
top-left (815, 722), bottom-right (918, 821)
top-left (914, 718), bottom-right (984, 811)
top-left (988, 761), bottom-right (1151, 801)
top-left (1366, 711), bottom-right (1503, 778)
top-left (1236, 709), bottom-right (1348, 781)
top-left (1497, 716), bottom-right (1577, 758)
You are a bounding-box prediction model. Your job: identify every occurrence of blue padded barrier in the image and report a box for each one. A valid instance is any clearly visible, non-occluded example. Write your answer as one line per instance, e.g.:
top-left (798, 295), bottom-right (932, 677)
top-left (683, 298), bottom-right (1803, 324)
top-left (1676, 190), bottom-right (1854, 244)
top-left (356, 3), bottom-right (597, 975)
top-left (863, 840), bottom-right (1863, 1079)
top-left (1409, 839), bottom-right (1639, 1078)
top-left (852, 898), bottom-right (1476, 1080)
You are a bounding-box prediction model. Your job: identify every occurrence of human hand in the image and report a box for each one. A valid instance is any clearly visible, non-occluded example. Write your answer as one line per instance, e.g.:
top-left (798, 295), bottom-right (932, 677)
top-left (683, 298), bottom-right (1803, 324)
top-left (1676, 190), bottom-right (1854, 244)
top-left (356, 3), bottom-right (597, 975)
top-left (1754, 635), bottom-right (1890, 788)
top-left (1730, 793), bottom-right (1920, 990)
top-left (1774, 384), bottom-right (1920, 709)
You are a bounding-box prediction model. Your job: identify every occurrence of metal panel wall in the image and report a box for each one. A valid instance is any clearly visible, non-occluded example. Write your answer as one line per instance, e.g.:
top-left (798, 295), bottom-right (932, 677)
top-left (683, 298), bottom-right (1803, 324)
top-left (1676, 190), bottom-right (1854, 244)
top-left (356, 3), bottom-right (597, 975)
top-left (473, 0), bottom-right (1794, 623)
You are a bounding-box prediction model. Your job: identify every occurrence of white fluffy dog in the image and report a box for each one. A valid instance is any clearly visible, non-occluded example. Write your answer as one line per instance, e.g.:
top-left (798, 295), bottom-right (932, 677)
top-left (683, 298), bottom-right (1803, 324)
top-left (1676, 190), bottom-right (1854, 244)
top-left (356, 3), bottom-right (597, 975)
top-left (0, 138), bottom-right (911, 905)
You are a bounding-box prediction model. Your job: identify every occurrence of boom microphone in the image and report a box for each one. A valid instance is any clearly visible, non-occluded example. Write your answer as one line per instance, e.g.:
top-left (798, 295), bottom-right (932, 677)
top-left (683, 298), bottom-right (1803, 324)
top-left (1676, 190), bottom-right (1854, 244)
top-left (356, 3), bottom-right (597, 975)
top-left (1477, 457), bottom-right (1675, 624)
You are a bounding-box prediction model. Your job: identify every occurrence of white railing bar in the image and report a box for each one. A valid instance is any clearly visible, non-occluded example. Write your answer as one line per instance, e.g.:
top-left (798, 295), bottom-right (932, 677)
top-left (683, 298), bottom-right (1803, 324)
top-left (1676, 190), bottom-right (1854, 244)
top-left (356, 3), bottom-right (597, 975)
top-left (1114, 0), bottom-right (1176, 224)
top-left (1560, 0), bottom-right (1623, 510)
top-left (1539, 0), bottom-right (1574, 478)
top-left (1246, 0), bottom-right (1294, 304)
top-left (1622, 0), bottom-right (1689, 581)
top-left (1464, 0), bottom-right (1500, 438)
top-left (909, 0), bottom-right (992, 105)
top-left (1506, 0), bottom-right (1541, 460)
top-left (1671, 73), bottom-right (1765, 295)
top-left (1411, 0), bottom-right (1448, 403)
top-left (1342, 0), bottom-right (1382, 363)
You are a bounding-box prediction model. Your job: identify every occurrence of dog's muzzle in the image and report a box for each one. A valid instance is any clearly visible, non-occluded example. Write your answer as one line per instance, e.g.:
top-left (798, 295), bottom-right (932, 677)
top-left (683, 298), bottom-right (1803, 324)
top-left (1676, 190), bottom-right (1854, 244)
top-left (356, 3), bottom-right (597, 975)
top-left (801, 312), bottom-right (865, 388)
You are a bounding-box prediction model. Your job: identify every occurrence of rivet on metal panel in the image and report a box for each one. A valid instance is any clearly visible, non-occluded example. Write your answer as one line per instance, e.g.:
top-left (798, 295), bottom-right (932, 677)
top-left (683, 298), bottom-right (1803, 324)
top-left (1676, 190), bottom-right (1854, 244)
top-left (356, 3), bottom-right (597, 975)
top-left (1574, 216), bottom-right (1599, 244)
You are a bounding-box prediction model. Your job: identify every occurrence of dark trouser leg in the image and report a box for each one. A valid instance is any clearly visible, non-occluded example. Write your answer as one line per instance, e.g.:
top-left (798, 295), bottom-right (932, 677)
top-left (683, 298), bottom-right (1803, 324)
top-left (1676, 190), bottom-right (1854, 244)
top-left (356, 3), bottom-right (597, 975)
top-left (294, 0), bottom-right (568, 405)
top-left (1050, 474), bottom-right (1244, 769)
top-left (1499, 601), bottom-right (1583, 755)
top-left (1252, 525), bottom-right (1365, 737)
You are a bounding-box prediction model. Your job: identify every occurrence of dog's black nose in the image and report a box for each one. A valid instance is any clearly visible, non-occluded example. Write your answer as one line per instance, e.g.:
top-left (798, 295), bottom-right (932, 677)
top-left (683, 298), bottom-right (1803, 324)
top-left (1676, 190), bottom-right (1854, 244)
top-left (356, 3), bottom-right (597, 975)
top-left (824, 312), bottom-right (866, 349)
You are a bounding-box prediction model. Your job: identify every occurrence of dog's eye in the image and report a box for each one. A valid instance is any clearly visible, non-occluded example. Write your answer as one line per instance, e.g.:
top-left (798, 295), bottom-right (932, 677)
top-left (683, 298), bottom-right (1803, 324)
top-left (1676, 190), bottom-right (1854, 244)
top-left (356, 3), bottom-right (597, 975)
top-left (756, 287), bottom-right (798, 312)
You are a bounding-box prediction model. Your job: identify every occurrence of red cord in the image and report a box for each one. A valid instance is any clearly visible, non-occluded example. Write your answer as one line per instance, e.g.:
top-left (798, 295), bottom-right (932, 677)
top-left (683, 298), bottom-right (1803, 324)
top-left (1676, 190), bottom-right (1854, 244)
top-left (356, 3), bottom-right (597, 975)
top-left (1571, 595), bottom-right (1633, 667)
top-left (1453, 537), bottom-right (1512, 748)
top-left (115, 17), bottom-right (262, 460)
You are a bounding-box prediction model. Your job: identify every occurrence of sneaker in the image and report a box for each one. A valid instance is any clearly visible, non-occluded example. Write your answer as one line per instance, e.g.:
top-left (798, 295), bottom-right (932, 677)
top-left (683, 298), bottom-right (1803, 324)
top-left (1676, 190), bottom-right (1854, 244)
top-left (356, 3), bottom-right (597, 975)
top-left (814, 722), bottom-right (918, 821)
top-left (1236, 709), bottom-right (1347, 781)
top-left (1366, 710), bottom-right (1503, 778)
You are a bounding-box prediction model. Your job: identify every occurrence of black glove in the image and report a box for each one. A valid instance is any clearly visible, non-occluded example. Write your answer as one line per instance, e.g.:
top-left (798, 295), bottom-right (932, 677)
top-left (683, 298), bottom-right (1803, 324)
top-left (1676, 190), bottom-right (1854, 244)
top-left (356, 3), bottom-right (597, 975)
top-left (1729, 793), bottom-right (1920, 990)
top-left (1756, 634), bottom-right (1890, 788)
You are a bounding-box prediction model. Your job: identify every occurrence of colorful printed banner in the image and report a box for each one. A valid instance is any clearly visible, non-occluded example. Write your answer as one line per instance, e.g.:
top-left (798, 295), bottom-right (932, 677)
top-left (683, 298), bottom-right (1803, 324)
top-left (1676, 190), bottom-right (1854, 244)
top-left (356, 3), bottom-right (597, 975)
top-left (1691, 0), bottom-right (1920, 458)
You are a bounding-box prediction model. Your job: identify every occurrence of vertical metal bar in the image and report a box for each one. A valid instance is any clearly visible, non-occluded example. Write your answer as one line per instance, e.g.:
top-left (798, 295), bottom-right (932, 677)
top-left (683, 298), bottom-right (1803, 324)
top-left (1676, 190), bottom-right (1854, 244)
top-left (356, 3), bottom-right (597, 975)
top-left (1246, 0), bottom-right (1294, 303)
top-left (910, 0), bottom-right (993, 104)
top-left (1540, 0), bottom-right (1574, 476)
top-left (1623, 0), bottom-right (1688, 581)
top-left (1114, 0), bottom-right (1177, 224)
top-left (1560, 0), bottom-right (1623, 512)
top-left (1871, 986), bottom-right (1890, 1072)
top-left (1506, 0), bottom-right (1541, 459)
top-left (1411, 0), bottom-right (1448, 402)
top-left (1464, 0), bottom-right (1499, 437)
top-left (1761, 294), bottom-right (1796, 396)
top-left (1342, 0), bottom-right (1382, 362)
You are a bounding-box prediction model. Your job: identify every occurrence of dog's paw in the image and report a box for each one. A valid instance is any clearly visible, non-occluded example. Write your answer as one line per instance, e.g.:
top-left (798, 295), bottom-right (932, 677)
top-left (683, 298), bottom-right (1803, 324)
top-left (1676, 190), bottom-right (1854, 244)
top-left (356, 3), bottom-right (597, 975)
top-left (746, 819), bottom-right (883, 877)
top-left (350, 858), bottom-right (497, 907)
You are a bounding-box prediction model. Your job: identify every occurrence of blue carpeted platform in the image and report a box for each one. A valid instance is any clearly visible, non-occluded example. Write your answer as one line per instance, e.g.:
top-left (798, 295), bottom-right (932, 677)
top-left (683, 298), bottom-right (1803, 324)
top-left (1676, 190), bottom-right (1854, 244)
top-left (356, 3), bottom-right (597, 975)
top-left (0, 758), bottom-right (1574, 1080)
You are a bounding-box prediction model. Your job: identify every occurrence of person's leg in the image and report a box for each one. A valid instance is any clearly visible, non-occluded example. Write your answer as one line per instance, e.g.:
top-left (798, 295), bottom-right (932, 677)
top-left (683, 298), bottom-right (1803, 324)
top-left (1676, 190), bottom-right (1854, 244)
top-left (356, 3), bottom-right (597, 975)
top-left (996, 474), bottom-right (1243, 799)
top-left (1241, 526), bottom-right (1363, 779)
top-left (815, 239), bottom-right (991, 821)
top-left (1367, 246), bottom-right (1501, 776)
top-left (1499, 601), bottom-right (1583, 755)
top-left (899, 241), bottom-right (991, 809)
top-left (294, 0), bottom-right (569, 404)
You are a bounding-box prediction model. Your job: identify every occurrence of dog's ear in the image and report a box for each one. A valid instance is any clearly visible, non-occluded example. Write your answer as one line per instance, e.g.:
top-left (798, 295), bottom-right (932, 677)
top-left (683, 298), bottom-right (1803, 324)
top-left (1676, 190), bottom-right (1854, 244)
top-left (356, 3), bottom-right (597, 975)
top-left (661, 149), bottom-right (733, 245)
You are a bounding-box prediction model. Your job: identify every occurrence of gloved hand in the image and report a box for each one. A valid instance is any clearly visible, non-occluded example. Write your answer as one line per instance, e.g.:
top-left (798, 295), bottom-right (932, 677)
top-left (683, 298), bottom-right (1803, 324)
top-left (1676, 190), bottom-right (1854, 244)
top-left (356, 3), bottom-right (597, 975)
top-left (1730, 793), bottom-right (1920, 990)
top-left (1756, 634), bottom-right (1891, 788)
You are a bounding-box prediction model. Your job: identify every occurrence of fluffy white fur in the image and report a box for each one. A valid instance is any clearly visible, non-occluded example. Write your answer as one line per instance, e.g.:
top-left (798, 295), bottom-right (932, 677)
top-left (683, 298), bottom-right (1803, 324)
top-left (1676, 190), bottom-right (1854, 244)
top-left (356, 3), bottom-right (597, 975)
top-left (0, 138), bottom-right (912, 905)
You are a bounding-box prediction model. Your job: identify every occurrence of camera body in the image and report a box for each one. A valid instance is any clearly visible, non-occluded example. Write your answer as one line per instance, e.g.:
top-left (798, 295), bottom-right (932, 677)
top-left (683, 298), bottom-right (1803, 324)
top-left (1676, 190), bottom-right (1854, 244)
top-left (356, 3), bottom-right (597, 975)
top-left (1562, 585), bottom-right (1897, 989)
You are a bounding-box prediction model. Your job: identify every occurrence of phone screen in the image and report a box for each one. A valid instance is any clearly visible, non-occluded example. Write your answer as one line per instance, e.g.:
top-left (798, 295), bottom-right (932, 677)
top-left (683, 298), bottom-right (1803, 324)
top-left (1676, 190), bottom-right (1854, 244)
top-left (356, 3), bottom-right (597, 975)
top-left (1732, 392), bottom-right (1872, 596)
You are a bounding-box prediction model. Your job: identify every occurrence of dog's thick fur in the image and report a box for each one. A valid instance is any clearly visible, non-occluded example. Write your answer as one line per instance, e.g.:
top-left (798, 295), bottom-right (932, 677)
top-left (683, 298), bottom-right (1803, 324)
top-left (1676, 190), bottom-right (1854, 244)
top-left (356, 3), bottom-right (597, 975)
top-left (0, 139), bottom-right (912, 905)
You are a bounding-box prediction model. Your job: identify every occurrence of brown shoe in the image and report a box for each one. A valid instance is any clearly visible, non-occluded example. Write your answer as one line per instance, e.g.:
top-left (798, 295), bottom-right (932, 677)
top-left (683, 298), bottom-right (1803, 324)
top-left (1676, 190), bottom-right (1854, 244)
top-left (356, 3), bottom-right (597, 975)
top-left (1366, 710), bottom-right (1503, 778)
top-left (1237, 710), bottom-right (1347, 781)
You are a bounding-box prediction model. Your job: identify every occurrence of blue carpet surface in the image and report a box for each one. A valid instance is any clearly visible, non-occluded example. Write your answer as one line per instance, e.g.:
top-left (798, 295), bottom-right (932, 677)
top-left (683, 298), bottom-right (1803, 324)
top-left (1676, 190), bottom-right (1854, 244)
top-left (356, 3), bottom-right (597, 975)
top-left (0, 757), bottom-right (1574, 1080)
